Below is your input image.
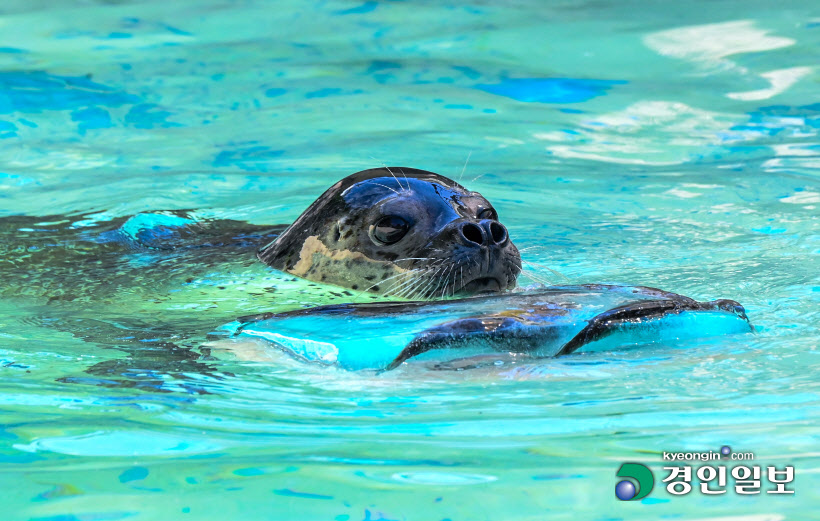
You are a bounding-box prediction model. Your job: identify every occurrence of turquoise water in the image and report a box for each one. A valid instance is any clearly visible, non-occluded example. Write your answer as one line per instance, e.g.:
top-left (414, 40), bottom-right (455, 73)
top-left (1, 0), bottom-right (819, 519)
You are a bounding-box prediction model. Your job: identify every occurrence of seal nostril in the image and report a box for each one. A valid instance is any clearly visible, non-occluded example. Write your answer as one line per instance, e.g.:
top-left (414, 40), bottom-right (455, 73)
top-left (489, 222), bottom-right (507, 245)
top-left (461, 223), bottom-right (484, 246)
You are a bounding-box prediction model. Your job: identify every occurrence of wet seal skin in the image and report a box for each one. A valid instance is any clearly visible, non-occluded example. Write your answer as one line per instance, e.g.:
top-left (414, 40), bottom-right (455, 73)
top-left (257, 167), bottom-right (522, 299)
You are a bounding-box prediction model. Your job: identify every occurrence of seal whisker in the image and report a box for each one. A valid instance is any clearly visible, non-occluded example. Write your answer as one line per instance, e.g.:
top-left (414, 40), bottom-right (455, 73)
top-left (431, 275), bottom-right (449, 300)
top-left (521, 259), bottom-right (570, 282)
top-left (368, 156), bottom-right (409, 192)
top-left (380, 269), bottom-right (422, 292)
top-left (517, 246), bottom-right (548, 253)
top-left (369, 182), bottom-right (402, 196)
top-left (440, 264), bottom-right (456, 299)
top-left (384, 165), bottom-right (409, 193)
top-left (511, 263), bottom-right (525, 284)
top-left (409, 265), bottom-right (446, 300)
top-left (392, 257), bottom-right (435, 264)
top-left (396, 279), bottom-right (428, 300)
top-left (437, 266), bottom-right (450, 299)
top-left (389, 265), bottom-right (440, 298)
top-left (382, 267), bottom-right (433, 294)
top-left (393, 276), bottom-right (425, 300)
top-left (431, 264), bottom-right (452, 300)
top-left (519, 267), bottom-right (552, 286)
top-left (448, 267), bottom-right (458, 298)
top-left (398, 167), bottom-right (411, 191)
top-left (457, 150), bottom-right (472, 184)
top-left (354, 268), bottom-right (423, 299)
top-left (415, 265), bottom-right (446, 300)
top-left (418, 279), bottom-right (440, 301)
top-left (386, 268), bottom-right (432, 298)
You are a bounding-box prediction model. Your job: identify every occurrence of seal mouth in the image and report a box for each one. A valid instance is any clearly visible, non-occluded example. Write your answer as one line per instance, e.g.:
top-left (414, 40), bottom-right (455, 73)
top-left (456, 276), bottom-right (503, 296)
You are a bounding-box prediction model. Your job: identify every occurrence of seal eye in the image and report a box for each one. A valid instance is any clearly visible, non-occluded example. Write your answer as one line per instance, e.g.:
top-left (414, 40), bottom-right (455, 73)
top-left (478, 208), bottom-right (497, 220)
top-left (372, 216), bottom-right (410, 245)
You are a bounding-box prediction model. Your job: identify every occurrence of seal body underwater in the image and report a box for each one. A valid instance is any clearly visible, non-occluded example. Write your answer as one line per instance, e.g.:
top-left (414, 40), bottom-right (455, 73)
top-left (257, 167), bottom-right (522, 299)
top-left (0, 166), bottom-right (521, 302)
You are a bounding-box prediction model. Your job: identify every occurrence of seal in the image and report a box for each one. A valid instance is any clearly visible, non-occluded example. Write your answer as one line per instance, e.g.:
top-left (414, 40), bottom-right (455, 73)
top-left (257, 167), bottom-right (522, 299)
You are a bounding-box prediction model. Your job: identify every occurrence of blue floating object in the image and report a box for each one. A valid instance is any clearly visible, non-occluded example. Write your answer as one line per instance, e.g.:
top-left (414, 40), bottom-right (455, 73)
top-left (223, 285), bottom-right (752, 371)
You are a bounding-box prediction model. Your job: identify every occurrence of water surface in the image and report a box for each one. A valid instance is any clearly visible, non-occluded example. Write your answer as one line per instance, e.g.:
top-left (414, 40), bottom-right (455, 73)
top-left (0, 1), bottom-right (818, 520)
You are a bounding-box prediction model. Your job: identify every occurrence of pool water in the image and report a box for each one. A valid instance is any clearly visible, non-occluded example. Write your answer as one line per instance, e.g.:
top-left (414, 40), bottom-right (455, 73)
top-left (1, 1), bottom-right (818, 520)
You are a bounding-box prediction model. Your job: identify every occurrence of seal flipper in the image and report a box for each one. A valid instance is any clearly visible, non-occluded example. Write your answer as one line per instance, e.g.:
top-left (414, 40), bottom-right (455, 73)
top-left (385, 296), bottom-right (753, 370)
top-left (228, 285), bottom-right (753, 371)
top-left (385, 315), bottom-right (566, 371)
top-left (555, 298), bottom-right (752, 356)
top-left (386, 317), bottom-right (517, 370)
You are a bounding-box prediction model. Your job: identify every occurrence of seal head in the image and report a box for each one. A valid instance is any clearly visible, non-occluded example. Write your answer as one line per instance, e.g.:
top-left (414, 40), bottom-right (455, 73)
top-left (258, 167), bottom-right (521, 298)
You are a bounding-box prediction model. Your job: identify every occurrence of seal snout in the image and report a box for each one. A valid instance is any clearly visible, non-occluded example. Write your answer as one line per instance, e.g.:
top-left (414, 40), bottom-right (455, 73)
top-left (444, 217), bottom-right (519, 297)
top-left (458, 220), bottom-right (509, 248)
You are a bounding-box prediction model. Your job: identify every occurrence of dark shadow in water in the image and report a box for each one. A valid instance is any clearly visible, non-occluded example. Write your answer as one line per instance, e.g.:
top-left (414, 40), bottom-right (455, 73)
top-left (0, 211), bottom-right (286, 394)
